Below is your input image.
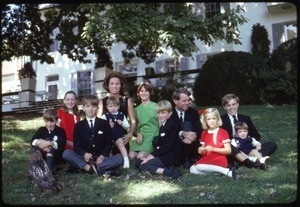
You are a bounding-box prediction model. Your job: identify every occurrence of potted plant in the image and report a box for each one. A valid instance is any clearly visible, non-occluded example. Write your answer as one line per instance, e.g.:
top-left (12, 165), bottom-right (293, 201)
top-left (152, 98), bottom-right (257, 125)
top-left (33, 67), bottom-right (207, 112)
top-left (18, 62), bottom-right (37, 91)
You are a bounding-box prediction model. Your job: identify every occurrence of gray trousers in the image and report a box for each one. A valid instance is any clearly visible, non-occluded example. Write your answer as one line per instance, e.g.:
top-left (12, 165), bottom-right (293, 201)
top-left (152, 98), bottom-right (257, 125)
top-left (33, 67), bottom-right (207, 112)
top-left (63, 149), bottom-right (123, 171)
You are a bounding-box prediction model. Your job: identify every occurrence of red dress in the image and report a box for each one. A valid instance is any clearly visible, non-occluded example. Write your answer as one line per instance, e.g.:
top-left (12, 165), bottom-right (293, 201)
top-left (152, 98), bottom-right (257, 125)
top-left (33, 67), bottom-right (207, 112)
top-left (195, 127), bottom-right (230, 168)
top-left (57, 108), bottom-right (80, 150)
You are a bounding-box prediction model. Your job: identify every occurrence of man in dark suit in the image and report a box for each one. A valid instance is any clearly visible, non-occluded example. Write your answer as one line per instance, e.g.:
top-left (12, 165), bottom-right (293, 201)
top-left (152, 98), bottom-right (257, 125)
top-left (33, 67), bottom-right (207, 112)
top-left (63, 95), bottom-right (123, 176)
top-left (170, 88), bottom-right (202, 169)
top-left (221, 94), bottom-right (277, 169)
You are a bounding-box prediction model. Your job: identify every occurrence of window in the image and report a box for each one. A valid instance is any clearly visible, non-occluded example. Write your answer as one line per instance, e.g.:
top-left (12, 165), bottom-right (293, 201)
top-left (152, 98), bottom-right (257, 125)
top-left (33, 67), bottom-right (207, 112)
top-left (155, 58), bottom-right (180, 73)
top-left (49, 39), bottom-right (59, 52)
top-left (119, 64), bottom-right (137, 76)
top-left (284, 24), bottom-right (297, 41)
top-left (46, 75), bottom-right (59, 82)
top-left (77, 71), bottom-right (92, 97)
top-left (49, 28), bottom-right (60, 52)
top-left (272, 21), bottom-right (297, 49)
top-left (205, 3), bottom-right (220, 19)
top-left (164, 59), bottom-right (179, 72)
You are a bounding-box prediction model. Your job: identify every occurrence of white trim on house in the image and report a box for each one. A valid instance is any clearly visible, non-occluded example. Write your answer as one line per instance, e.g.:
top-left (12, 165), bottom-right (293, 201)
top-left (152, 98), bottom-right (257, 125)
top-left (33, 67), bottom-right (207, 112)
top-left (1, 2), bottom-right (297, 112)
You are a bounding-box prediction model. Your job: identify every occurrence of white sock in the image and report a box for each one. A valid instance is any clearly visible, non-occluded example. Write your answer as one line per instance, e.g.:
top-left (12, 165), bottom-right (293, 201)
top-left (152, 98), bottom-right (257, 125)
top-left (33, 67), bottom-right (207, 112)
top-left (259, 156), bottom-right (270, 164)
top-left (123, 157), bottom-right (130, 168)
top-left (249, 156), bottom-right (258, 163)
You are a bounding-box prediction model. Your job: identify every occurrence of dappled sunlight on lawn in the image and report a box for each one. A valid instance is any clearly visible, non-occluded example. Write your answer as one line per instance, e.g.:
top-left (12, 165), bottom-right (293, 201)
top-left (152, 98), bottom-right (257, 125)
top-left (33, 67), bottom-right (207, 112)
top-left (122, 180), bottom-right (182, 204)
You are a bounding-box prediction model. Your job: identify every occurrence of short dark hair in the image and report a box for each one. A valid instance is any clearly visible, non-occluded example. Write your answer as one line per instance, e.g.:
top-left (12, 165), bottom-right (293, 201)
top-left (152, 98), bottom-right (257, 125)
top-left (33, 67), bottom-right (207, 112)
top-left (82, 95), bottom-right (99, 106)
top-left (43, 108), bottom-right (58, 122)
top-left (172, 88), bottom-right (191, 100)
top-left (102, 71), bottom-right (128, 95)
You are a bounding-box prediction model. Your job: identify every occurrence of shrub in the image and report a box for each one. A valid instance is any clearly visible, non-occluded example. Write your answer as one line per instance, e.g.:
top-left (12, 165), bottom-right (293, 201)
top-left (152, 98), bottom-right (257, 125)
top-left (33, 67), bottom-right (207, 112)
top-left (261, 38), bottom-right (297, 104)
top-left (251, 23), bottom-right (270, 59)
top-left (193, 51), bottom-right (267, 106)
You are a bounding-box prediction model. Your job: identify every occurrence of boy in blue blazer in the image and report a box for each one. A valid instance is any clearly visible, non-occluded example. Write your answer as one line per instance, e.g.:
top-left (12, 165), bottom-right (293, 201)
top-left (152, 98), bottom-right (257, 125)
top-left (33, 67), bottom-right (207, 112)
top-left (63, 95), bottom-right (123, 176)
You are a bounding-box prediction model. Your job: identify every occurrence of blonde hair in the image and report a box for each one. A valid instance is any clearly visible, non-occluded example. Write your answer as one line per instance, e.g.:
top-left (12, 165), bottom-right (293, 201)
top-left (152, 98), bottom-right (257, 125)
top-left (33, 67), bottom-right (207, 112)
top-left (221, 94), bottom-right (240, 106)
top-left (156, 100), bottom-right (172, 112)
top-left (200, 108), bottom-right (222, 130)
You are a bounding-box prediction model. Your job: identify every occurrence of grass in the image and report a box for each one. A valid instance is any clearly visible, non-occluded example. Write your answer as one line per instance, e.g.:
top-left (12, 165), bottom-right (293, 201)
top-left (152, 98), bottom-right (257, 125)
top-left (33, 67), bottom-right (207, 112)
top-left (1, 105), bottom-right (298, 205)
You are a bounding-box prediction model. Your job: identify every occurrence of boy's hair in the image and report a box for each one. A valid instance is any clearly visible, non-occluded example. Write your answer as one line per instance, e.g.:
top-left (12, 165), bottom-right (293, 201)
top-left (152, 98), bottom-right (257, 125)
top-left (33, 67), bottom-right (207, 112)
top-left (43, 108), bottom-right (58, 122)
top-left (172, 87), bottom-right (191, 101)
top-left (156, 100), bottom-right (172, 112)
top-left (137, 81), bottom-right (154, 97)
top-left (106, 96), bottom-right (120, 106)
top-left (200, 108), bottom-right (222, 130)
top-left (234, 122), bottom-right (249, 132)
top-left (221, 94), bottom-right (240, 106)
top-left (82, 95), bottom-right (99, 106)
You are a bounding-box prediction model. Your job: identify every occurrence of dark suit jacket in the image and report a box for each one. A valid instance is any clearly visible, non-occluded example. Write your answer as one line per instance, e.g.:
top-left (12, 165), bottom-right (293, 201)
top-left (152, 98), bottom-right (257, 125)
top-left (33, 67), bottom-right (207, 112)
top-left (151, 118), bottom-right (181, 166)
top-left (171, 107), bottom-right (202, 138)
top-left (31, 126), bottom-right (66, 151)
top-left (221, 113), bottom-right (261, 141)
top-left (73, 117), bottom-right (112, 158)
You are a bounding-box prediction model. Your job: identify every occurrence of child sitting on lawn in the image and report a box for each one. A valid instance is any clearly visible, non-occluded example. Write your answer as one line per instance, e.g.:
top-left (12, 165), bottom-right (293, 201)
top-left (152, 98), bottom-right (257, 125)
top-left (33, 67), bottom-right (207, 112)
top-left (101, 96), bottom-right (130, 168)
top-left (232, 122), bottom-right (269, 165)
top-left (190, 108), bottom-right (237, 179)
top-left (136, 100), bottom-right (181, 179)
top-left (30, 108), bottom-right (66, 170)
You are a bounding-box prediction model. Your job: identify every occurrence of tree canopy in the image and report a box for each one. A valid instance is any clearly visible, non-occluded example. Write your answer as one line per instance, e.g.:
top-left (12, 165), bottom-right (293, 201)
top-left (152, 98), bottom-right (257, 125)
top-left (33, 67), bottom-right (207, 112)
top-left (1, 4), bottom-right (55, 64)
top-left (2, 3), bottom-right (248, 65)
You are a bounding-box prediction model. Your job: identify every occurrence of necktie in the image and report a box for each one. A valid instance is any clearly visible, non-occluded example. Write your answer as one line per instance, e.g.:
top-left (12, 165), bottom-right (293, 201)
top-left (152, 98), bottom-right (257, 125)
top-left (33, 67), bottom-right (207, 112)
top-left (233, 115), bottom-right (238, 124)
top-left (90, 120), bottom-right (94, 129)
top-left (179, 112), bottom-right (183, 123)
top-left (49, 130), bottom-right (52, 134)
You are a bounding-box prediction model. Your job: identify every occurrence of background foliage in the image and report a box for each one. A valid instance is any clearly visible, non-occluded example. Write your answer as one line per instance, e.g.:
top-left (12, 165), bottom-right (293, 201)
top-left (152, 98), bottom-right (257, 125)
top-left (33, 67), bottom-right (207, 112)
top-left (193, 51), bottom-right (266, 106)
top-left (192, 35), bottom-right (297, 106)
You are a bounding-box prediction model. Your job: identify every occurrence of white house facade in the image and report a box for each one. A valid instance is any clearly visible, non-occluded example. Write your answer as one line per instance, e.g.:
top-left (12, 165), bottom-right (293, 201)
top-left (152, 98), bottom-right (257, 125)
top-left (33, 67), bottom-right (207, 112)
top-left (1, 2), bottom-right (297, 112)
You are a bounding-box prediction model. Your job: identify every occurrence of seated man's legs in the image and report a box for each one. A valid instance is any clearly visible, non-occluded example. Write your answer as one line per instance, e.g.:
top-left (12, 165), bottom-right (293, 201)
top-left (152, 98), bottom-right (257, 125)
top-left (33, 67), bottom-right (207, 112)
top-left (260, 141), bottom-right (277, 157)
top-left (181, 121), bottom-right (199, 168)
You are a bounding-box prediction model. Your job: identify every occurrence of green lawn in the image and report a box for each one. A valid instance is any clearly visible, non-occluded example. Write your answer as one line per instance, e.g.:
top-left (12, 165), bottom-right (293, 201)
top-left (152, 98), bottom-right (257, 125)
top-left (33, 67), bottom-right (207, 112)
top-left (1, 104), bottom-right (297, 204)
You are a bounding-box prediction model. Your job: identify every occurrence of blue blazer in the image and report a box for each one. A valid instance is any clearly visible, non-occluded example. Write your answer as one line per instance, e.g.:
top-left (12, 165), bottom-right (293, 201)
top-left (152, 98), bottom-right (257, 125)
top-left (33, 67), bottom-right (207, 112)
top-left (151, 118), bottom-right (181, 166)
top-left (73, 117), bottom-right (113, 158)
top-left (221, 113), bottom-right (261, 141)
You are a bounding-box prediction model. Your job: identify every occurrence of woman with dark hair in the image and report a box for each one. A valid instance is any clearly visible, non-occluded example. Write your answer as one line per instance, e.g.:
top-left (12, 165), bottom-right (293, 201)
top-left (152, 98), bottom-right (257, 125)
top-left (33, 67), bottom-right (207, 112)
top-left (97, 71), bottom-right (136, 155)
top-left (129, 81), bottom-right (159, 161)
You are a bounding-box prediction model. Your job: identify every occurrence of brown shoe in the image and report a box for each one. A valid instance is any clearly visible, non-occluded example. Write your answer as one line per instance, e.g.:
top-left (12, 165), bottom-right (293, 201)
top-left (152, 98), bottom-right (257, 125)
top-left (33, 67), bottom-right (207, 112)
top-left (90, 164), bottom-right (98, 175)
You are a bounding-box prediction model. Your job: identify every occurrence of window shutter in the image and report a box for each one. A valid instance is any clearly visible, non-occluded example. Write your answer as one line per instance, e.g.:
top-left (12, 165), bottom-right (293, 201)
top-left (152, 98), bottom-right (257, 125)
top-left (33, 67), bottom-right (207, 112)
top-left (155, 60), bottom-right (164, 73)
top-left (180, 57), bottom-right (189, 71)
top-left (196, 54), bottom-right (207, 69)
top-left (71, 72), bottom-right (78, 95)
top-left (272, 23), bottom-right (284, 49)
